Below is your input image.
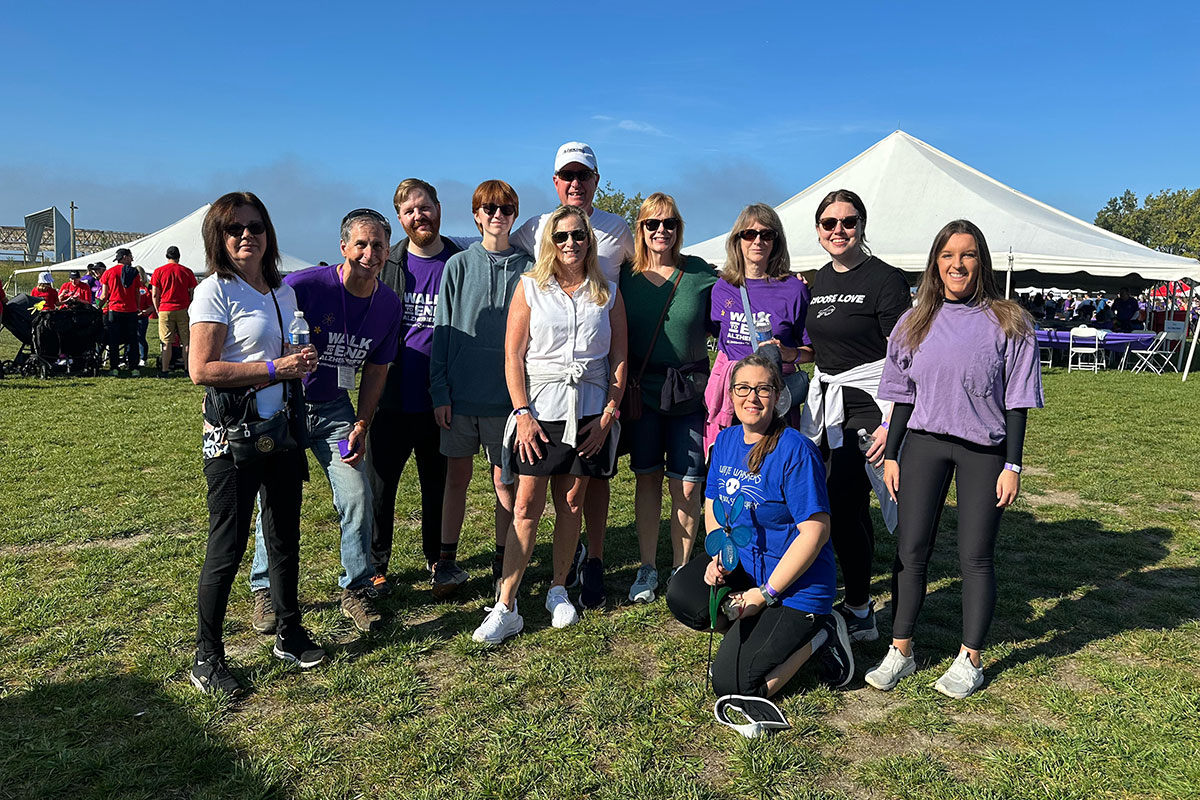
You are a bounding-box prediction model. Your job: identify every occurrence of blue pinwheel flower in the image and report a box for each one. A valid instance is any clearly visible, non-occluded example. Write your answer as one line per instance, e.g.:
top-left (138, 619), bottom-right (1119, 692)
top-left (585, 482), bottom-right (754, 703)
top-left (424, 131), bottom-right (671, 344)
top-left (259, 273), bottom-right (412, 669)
top-left (705, 492), bottom-right (752, 570)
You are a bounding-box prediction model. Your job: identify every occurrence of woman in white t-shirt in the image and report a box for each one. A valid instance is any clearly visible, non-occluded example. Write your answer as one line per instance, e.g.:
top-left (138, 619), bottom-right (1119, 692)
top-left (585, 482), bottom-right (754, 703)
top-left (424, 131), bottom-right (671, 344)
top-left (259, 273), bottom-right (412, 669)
top-left (187, 191), bottom-right (322, 696)
top-left (474, 205), bottom-right (627, 645)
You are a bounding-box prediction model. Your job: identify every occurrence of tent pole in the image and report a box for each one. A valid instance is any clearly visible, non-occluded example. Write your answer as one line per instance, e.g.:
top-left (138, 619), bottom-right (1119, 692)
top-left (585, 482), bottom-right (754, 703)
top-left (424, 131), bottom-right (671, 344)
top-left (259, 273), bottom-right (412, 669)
top-left (1182, 285), bottom-right (1197, 376)
top-left (1005, 248), bottom-right (1013, 299)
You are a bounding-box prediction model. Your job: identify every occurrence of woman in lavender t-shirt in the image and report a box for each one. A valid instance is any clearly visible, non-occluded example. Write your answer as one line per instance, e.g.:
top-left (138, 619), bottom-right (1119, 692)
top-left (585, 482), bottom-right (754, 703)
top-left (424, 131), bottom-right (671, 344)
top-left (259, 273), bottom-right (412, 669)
top-left (868, 219), bottom-right (1043, 700)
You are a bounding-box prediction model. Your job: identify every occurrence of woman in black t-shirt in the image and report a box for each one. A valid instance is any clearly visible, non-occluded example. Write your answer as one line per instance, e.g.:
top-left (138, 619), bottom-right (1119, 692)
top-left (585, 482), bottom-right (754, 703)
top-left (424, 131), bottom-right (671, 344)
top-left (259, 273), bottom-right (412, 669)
top-left (799, 189), bottom-right (910, 646)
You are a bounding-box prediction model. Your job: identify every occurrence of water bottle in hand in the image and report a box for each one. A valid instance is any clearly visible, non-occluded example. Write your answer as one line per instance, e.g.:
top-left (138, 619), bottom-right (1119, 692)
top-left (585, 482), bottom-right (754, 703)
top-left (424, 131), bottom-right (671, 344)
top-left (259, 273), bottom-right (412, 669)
top-left (288, 310), bottom-right (310, 352)
top-left (858, 428), bottom-right (885, 480)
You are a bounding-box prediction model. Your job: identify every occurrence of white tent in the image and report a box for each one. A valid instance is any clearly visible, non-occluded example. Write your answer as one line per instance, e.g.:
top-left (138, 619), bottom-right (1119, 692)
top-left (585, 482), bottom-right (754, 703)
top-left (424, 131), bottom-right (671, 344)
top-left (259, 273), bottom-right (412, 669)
top-left (684, 131), bottom-right (1200, 289)
top-left (10, 205), bottom-right (312, 279)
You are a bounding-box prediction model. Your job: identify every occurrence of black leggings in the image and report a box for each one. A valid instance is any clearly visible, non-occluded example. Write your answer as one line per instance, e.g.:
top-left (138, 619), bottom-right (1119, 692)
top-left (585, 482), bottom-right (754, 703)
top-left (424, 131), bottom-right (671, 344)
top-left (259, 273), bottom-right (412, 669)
top-left (825, 427), bottom-right (876, 607)
top-left (105, 310), bottom-right (138, 369)
top-left (891, 431), bottom-right (1006, 650)
top-left (666, 557), bottom-right (822, 697)
top-left (366, 408), bottom-right (447, 571)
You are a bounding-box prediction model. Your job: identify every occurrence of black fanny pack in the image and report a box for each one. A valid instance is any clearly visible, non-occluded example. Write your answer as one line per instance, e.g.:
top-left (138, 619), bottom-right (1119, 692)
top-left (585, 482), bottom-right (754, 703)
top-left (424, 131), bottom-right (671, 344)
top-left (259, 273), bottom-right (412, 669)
top-left (659, 358), bottom-right (710, 413)
top-left (204, 381), bottom-right (304, 464)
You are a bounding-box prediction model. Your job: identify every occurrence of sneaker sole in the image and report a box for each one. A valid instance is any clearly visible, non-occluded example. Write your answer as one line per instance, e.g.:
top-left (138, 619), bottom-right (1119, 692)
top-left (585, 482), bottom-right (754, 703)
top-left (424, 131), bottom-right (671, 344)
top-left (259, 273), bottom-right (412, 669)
top-left (472, 617), bottom-right (524, 645)
top-left (190, 671), bottom-right (243, 696)
top-left (628, 588), bottom-right (656, 604)
top-left (341, 608), bottom-right (380, 633)
top-left (830, 612), bottom-right (856, 689)
top-left (251, 620), bottom-right (277, 635)
top-left (272, 645), bottom-right (326, 669)
top-left (934, 677), bottom-right (983, 700)
top-left (431, 577), bottom-right (468, 601)
top-left (849, 627), bottom-right (879, 643)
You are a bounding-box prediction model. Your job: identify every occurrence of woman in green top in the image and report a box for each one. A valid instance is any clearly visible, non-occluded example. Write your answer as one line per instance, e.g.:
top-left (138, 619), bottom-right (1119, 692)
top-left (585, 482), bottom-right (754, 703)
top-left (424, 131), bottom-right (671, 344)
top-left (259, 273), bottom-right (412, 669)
top-left (619, 193), bottom-right (718, 606)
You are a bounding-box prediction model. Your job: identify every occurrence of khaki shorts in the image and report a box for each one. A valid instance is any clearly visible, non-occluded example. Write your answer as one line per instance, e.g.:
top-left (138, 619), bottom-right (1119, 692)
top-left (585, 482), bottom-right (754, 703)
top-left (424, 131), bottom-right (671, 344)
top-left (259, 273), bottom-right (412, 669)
top-left (158, 309), bottom-right (191, 345)
top-left (439, 413), bottom-right (507, 465)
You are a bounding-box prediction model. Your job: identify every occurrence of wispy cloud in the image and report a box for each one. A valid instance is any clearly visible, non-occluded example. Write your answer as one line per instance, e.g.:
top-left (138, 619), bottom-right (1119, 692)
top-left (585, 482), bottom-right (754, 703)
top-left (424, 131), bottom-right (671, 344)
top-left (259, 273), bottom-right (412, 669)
top-left (591, 114), bottom-right (614, 121)
top-left (616, 119), bottom-right (667, 137)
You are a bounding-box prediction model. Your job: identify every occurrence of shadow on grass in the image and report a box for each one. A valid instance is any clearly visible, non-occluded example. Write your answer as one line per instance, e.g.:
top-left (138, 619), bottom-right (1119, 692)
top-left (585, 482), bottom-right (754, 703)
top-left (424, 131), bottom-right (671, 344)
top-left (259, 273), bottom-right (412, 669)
top-left (0, 673), bottom-right (291, 799)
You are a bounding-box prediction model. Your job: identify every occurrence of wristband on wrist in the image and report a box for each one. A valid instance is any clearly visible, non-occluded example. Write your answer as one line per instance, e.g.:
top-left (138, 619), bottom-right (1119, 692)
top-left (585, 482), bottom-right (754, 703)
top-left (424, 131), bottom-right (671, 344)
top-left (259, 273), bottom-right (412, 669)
top-left (512, 406), bottom-right (531, 417)
top-left (602, 405), bottom-right (620, 419)
top-left (266, 360), bottom-right (276, 381)
top-left (760, 581), bottom-right (781, 606)
top-left (1003, 462), bottom-right (1022, 474)
top-left (880, 420), bottom-right (890, 430)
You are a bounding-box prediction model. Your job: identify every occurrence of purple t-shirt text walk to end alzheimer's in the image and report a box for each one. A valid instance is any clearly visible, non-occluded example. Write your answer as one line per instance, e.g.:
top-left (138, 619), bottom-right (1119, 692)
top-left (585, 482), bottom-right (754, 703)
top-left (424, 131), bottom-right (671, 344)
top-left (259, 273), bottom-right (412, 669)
top-left (710, 276), bottom-right (811, 361)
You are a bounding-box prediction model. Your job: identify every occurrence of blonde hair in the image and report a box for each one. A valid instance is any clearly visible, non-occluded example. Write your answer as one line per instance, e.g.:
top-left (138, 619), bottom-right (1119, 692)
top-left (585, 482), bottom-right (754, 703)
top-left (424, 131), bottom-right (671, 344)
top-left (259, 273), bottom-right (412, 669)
top-left (632, 192), bottom-right (684, 273)
top-left (529, 206), bottom-right (610, 306)
top-left (722, 203), bottom-right (790, 286)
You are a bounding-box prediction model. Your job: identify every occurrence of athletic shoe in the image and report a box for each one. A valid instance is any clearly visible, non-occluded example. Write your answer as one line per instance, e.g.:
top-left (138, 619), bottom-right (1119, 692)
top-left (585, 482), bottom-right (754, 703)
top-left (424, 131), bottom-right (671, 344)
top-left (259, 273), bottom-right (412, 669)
top-left (340, 587), bottom-right (382, 632)
top-left (816, 612), bottom-right (856, 689)
top-left (564, 541), bottom-right (587, 589)
top-left (545, 585), bottom-right (580, 629)
top-left (272, 629), bottom-right (326, 669)
top-left (157, 371), bottom-right (171, 379)
top-left (473, 601), bottom-right (524, 645)
top-left (250, 588), bottom-right (276, 635)
top-left (934, 651), bottom-right (985, 699)
top-left (865, 645), bottom-right (917, 691)
top-left (190, 653), bottom-right (244, 696)
top-left (365, 572), bottom-right (392, 599)
top-left (579, 557), bottom-right (606, 610)
top-left (628, 564), bottom-right (659, 604)
top-left (834, 599), bottom-right (879, 642)
top-left (431, 559), bottom-right (469, 600)
top-left (109, 369), bottom-right (120, 377)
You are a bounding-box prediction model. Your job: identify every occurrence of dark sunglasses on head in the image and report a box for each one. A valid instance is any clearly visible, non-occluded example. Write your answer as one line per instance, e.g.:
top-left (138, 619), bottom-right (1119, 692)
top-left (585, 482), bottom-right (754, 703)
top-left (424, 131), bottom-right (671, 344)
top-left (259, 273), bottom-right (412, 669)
top-left (642, 217), bottom-right (679, 232)
top-left (341, 207), bottom-right (391, 233)
top-left (479, 203), bottom-right (517, 217)
top-left (223, 221), bottom-right (266, 237)
top-left (818, 215), bottom-right (860, 231)
top-left (737, 228), bottom-right (778, 242)
top-left (551, 229), bottom-right (588, 244)
top-left (556, 168), bottom-right (595, 183)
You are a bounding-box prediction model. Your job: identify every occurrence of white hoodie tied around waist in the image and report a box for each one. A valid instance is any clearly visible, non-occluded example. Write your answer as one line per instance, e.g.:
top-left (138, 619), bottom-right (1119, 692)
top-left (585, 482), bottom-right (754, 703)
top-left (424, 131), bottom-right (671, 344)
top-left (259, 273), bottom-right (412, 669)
top-left (800, 358), bottom-right (892, 450)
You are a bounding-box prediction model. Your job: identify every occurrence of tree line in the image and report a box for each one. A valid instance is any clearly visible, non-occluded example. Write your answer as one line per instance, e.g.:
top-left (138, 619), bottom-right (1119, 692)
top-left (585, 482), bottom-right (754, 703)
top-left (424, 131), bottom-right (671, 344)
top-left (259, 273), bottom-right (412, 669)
top-left (1094, 188), bottom-right (1199, 259)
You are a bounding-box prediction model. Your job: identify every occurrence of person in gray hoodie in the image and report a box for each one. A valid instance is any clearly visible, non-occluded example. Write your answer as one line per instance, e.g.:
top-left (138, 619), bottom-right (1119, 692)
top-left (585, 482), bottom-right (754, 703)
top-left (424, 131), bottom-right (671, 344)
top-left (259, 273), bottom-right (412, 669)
top-left (429, 180), bottom-right (532, 599)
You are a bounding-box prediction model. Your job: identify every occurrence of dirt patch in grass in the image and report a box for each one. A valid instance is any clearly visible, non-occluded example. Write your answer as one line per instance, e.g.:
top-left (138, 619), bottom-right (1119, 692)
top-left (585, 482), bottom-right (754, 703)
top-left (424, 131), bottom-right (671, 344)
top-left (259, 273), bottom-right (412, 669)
top-left (0, 531), bottom-right (155, 557)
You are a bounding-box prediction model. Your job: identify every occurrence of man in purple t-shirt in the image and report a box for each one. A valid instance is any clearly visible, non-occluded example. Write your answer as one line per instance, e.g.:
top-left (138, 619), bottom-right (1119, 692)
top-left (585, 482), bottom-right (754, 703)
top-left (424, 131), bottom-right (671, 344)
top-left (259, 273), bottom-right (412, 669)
top-left (248, 209), bottom-right (403, 635)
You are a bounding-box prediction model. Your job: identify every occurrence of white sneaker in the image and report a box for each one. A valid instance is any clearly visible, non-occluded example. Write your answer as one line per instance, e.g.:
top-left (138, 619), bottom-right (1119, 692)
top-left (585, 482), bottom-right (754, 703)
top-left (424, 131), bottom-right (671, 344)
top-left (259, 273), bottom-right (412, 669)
top-left (628, 564), bottom-right (659, 604)
top-left (934, 651), bottom-right (984, 699)
top-left (865, 645), bottom-right (917, 691)
top-left (545, 585), bottom-right (579, 629)
top-left (472, 601), bottom-right (524, 645)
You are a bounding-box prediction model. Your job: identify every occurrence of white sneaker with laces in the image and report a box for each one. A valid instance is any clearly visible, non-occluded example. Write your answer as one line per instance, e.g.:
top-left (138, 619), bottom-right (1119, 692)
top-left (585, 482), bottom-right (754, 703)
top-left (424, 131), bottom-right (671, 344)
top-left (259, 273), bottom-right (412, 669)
top-left (472, 601), bottom-right (524, 645)
top-left (934, 651), bottom-right (984, 699)
top-left (865, 645), bottom-right (917, 691)
top-left (545, 585), bottom-right (579, 629)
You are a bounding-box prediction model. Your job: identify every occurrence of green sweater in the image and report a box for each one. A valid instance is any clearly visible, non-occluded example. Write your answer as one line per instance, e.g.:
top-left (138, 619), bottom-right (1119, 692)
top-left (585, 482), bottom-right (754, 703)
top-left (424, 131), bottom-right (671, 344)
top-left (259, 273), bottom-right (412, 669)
top-left (619, 254), bottom-right (718, 415)
top-left (429, 242), bottom-right (532, 416)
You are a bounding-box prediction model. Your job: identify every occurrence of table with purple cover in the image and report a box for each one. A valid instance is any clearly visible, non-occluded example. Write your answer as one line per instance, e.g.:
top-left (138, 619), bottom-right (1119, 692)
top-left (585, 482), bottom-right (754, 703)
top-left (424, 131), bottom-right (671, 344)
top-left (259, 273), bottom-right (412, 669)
top-left (1035, 330), bottom-right (1156, 353)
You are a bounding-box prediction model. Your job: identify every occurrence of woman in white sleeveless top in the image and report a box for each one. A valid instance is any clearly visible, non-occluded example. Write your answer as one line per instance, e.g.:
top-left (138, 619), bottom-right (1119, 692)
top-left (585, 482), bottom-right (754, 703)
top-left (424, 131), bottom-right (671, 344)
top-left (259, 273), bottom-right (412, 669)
top-left (474, 205), bottom-right (628, 645)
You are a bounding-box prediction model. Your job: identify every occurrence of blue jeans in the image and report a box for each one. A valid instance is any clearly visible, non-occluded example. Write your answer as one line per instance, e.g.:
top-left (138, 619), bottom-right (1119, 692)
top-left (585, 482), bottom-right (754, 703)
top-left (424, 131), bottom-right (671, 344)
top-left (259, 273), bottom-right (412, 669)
top-left (625, 405), bottom-right (706, 482)
top-left (250, 395), bottom-right (374, 592)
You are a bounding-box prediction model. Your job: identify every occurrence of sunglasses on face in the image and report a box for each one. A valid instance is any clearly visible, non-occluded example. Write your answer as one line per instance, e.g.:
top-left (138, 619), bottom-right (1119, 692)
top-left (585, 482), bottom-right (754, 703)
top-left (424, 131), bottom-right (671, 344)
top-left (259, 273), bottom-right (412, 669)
top-left (479, 203), bottom-right (517, 217)
top-left (818, 215), bottom-right (860, 231)
top-left (642, 217), bottom-right (679, 232)
top-left (223, 221), bottom-right (266, 237)
top-left (551, 229), bottom-right (588, 245)
top-left (737, 228), bottom-right (778, 243)
top-left (731, 383), bottom-right (776, 398)
top-left (556, 169), bottom-right (595, 183)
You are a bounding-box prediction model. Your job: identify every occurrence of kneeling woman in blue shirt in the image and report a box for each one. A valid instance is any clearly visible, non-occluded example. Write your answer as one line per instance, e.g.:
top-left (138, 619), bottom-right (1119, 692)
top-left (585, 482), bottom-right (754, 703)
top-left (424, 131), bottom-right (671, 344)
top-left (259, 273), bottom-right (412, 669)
top-left (667, 353), bottom-right (854, 697)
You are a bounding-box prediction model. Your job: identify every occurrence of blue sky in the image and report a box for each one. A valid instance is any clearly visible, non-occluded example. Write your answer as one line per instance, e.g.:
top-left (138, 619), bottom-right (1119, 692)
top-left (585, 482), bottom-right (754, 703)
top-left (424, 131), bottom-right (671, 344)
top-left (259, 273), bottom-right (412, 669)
top-left (3, 1), bottom-right (1197, 263)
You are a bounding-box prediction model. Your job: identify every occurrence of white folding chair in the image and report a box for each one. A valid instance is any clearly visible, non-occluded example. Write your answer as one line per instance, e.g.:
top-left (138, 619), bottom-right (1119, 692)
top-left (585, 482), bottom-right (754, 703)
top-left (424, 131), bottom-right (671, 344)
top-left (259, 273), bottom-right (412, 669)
top-left (1068, 326), bottom-right (1105, 372)
top-left (1130, 332), bottom-right (1178, 374)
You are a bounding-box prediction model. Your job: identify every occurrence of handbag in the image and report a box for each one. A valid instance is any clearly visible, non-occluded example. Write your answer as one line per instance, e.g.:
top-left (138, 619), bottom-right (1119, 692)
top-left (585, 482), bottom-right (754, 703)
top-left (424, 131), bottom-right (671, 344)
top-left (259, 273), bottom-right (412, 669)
top-left (621, 267), bottom-right (684, 422)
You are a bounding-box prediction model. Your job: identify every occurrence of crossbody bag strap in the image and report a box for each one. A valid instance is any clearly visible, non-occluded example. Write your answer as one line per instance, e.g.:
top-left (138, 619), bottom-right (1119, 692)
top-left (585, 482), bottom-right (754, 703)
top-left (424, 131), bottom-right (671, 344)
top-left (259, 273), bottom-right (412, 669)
top-left (634, 267), bottom-right (684, 384)
top-left (266, 286), bottom-right (289, 407)
top-left (738, 283), bottom-right (762, 351)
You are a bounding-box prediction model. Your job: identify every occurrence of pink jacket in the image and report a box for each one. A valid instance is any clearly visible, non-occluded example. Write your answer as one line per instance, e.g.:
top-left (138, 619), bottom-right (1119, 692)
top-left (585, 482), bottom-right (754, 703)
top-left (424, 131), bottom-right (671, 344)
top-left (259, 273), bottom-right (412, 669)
top-left (703, 350), bottom-right (735, 455)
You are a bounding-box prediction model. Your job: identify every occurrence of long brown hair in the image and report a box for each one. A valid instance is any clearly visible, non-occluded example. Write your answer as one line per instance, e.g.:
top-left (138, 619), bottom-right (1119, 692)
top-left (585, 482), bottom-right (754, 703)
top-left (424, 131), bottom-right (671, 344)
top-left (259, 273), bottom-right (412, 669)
top-left (202, 191), bottom-right (283, 288)
top-left (895, 219), bottom-right (1032, 353)
top-left (722, 204), bottom-right (790, 287)
top-left (729, 353), bottom-right (787, 474)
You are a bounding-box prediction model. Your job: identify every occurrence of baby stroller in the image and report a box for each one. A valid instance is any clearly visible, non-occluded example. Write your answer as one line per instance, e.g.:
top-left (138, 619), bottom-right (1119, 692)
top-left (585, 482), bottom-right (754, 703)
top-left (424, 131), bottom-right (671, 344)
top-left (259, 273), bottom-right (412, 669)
top-left (1, 294), bottom-right (37, 377)
top-left (30, 300), bottom-right (105, 377)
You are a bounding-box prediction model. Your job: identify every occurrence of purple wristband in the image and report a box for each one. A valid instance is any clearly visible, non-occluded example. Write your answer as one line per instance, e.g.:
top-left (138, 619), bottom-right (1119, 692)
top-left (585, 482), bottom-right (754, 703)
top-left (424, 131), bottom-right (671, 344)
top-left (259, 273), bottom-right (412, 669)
top-left (762, 581), bottom-right (780, 600)
top-left (266, 360), bottom-right (276, 381)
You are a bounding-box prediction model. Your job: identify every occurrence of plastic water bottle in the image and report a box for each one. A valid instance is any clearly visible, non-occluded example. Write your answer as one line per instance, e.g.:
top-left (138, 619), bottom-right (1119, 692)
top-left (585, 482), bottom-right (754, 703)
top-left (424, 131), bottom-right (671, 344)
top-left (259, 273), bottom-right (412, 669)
top-left (288, 310), bottom-right (310, 349)
top-left (857, 428), bottom-right (886, 480)
top-left (754, 316), bottom-right (773, 346)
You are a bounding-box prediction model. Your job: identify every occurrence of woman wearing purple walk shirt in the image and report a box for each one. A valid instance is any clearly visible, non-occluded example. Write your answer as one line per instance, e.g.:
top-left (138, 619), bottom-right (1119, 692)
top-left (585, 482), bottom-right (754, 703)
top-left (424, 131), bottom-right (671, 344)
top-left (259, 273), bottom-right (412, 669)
top-left (866, 219), bottom-right (1043, 699)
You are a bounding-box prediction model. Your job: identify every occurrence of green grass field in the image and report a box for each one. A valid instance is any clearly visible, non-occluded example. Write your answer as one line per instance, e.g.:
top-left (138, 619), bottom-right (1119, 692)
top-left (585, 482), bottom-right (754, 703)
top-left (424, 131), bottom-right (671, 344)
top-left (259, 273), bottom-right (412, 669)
top-left (1, 338), bottom-right (1198, 798)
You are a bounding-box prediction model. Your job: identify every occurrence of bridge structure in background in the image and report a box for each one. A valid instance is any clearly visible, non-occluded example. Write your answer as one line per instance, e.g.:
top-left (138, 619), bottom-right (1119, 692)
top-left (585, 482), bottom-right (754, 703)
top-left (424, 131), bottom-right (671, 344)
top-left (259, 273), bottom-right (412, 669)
top-left (0, 224), bottom-right (147, 261)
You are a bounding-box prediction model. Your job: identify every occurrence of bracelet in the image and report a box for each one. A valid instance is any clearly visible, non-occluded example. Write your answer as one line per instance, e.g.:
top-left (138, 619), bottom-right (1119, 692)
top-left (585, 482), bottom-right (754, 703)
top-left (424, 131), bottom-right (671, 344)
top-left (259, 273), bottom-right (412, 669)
top-left (602, 405), bottom-right (621, 420)
top-left (354, 419), bottom-right (370, 430)
top-left (1003, 462), bottom-right (1022, 474)
top-left (880, 421), bottom-right (890, 430)
top-left (512, 406), bottom-right (531, 417)
top-left (266, 360), bottom-right (276, 381)
top-left (759, 582), bottom-right (781, 606)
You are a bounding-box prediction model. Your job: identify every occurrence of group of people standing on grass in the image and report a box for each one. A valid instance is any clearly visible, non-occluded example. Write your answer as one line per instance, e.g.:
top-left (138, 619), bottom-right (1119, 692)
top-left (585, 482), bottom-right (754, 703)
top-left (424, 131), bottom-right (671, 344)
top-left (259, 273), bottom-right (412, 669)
top-left (184, 140), bottom-right (1043, 713)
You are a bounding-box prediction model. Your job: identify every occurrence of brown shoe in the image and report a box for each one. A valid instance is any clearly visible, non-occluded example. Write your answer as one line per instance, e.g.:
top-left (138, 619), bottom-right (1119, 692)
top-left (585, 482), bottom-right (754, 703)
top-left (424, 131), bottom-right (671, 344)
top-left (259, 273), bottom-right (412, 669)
top-left (251, 588), bottom-right (276, 634)
top-left (341, 588), bottom-right (382, 632)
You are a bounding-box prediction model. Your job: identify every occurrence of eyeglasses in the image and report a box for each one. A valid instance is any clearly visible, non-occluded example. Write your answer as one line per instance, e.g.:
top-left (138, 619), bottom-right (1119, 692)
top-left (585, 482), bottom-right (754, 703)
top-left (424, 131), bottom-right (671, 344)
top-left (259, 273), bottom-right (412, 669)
top-left (642, 217), bottom-right (679, 232)
top-left (556, 168), bottom-right (595, 183)
top-left (731, 383), bottom-right (776, 398)
top-left (737, 228), bottom-right (778, 242)
top-left (479, 203), bottom-right (517, 217)
top-left (223, 221), bottom-right (266, 237)
top-left (818, 215), bottom-right (860, 231)
top-left (341, 208), bottom-right (391, 233)
top-left (551, 229), bottom-right (588, 245)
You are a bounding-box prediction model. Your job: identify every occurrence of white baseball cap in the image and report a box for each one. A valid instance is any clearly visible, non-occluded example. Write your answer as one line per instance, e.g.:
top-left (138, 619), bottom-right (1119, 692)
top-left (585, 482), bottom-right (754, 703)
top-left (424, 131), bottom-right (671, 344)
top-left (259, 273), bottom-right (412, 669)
top-left (554, 141), bottom-right (598, 174)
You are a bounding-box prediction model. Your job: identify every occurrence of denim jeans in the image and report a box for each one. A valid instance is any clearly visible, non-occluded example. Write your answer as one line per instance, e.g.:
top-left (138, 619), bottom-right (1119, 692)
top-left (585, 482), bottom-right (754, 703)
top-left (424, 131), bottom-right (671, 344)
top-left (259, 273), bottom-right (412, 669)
top-left (250, 394), bottom-right (374, 592)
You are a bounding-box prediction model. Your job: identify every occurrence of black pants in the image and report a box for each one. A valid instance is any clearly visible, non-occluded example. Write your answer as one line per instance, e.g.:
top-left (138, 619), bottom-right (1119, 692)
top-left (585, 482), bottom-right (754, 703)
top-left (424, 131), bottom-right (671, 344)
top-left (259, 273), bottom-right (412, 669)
top-left (197, 450), bottom-right (304, 657)
top-left (105, 310), bottom-right (138, 369)
top-left (825, 427), bottom-right (877, 607)
top-left (891, 431), bottom-right (1006, 650)
top-left (366, 408), bottom-right (447, 571)
top-left (667, 556), bottom-right (822, 697)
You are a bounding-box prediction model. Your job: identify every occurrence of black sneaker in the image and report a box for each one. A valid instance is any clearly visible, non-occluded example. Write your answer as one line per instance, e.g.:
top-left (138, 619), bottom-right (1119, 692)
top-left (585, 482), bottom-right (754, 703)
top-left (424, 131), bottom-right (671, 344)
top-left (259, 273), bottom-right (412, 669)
top-left (579, 557), bottom-right (605, 610)
top-left (431, 559), bottom-right (469, 600)
top-left (816, 612), bottom-right (856, 689)
top-left (834, 599), bottom-right (879, 642)
top-left (273, 628), bottom-right (327, 669)
top-left (564, 540), bottom-right (587, 589)
top-left (190, 652), bottom-right (244, 695)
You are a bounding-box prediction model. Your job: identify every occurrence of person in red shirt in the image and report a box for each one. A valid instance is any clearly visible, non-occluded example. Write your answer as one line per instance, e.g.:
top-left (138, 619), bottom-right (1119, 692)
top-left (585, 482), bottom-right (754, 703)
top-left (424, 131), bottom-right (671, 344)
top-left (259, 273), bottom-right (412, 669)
top-left (31, 271), bottom-right (60, 310)
top-left (59, 270), bottom-right (95, 304)
top-left (150, 245), bottom-right (199, 377)
top-left (99, 248), bottom-right (144, 374)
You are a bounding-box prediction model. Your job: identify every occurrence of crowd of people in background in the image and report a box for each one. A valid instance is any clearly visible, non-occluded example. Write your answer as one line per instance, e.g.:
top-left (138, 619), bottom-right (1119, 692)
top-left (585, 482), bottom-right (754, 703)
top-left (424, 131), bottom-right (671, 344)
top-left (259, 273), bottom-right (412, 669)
top-left (1019, 287), bottom-right (1200, 331)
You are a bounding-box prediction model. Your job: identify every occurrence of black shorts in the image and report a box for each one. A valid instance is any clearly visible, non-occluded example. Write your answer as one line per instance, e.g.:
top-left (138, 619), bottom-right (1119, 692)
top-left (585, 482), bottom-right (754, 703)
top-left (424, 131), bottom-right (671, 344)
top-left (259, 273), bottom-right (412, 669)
top-left (513, 414), bottom-right (619, 479)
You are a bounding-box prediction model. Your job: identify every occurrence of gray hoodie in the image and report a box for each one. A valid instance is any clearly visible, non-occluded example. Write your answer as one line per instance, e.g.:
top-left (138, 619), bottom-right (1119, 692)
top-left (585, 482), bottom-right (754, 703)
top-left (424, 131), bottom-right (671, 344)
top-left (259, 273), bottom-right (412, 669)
top-left (429, 242), bottom-right (532, 416)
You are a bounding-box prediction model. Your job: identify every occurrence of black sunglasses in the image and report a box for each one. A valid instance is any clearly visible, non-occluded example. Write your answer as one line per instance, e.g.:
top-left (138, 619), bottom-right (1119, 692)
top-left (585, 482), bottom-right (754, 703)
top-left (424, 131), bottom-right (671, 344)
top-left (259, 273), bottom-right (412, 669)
top-left (341, 207), bottom-right (391, 232)
top-left (223, 221), bottom-right (266, 237)
top-left (551, 229), bottom-right (588, 244)
top-left (737, 228), bottom-right (778, 242)
top-left (642, 217), bottom-right (679, 232)
top-left (479, 203), bottom-right (517, 217)
top-left (818, 215), bottom-right (860, 231)
top-left (556, 168), bottom-right (595, 183)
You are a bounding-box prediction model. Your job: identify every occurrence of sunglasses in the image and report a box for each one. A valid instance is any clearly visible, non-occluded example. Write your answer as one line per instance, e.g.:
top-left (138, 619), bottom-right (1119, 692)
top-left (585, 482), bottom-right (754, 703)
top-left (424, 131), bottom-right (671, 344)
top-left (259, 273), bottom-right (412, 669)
top-left (551, 229), bottom-right (588, 245)
top-left (223, 221), bottom-right (266, 237)
top-left (479, 203), bottom-right (517, 217)
top-left (818, 215), bottom-right (860, 231)
top-left (556, 168), bottom-right (595, 183)
top-left (737, 228), bottom-right (778, 243)
top-left (731, 383), bottom-right (776, 398)
top-left (642, 217), bottom-right (679, 232)
top-left (341, 207), bottom-right (391, 232)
